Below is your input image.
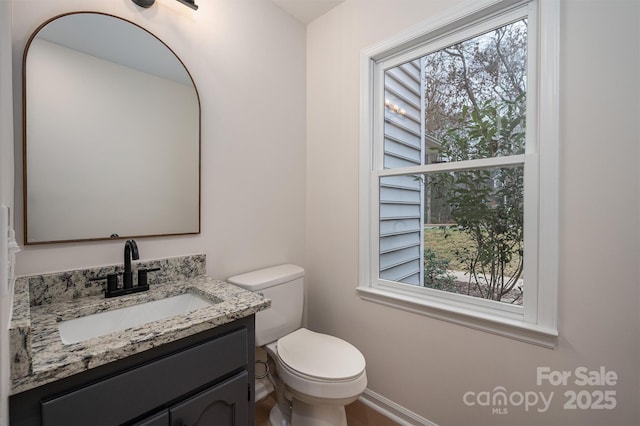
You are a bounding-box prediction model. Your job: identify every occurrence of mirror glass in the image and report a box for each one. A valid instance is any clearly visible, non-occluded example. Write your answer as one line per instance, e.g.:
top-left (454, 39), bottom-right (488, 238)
top-left (24, 13), bottom-right (200, 244)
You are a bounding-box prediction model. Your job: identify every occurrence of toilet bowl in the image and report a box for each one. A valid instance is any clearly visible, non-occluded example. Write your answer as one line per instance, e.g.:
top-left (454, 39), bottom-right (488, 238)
top-left (227, 265), bottom-right (367, 426)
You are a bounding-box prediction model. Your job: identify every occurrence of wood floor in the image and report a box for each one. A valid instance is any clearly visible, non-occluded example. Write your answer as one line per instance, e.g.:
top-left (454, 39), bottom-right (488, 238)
top-left (255, 393), bottom-right (400, 426)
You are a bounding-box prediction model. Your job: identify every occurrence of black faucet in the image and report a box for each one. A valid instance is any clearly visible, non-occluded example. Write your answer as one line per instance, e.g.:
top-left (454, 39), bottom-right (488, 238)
top-left (123, 239), bottom-right (139, 289)
top-left (92, 239), bottom-right (158, 298)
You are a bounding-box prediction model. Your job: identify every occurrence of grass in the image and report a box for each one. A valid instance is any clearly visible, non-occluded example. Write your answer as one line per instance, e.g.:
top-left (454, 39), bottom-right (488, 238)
top-left (424, 226), bottom-right (471, 271)
top-left (423, 226), bottom-right (522, 277)
top-left (423, 226), bottom-right (524, 304)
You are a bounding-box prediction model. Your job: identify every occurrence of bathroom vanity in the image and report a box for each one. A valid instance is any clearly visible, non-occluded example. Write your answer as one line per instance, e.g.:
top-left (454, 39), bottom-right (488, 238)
top-left (12, 10), bottom-right (266, 424)
top-left (8, 255), bottom-right (270, 426)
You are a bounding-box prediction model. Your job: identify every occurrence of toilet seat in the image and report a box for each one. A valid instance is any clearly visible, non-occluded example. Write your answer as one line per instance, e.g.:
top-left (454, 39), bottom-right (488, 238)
top-left (269, 328), bottom-right (368, 402)
top-left (277, 328), bottom-right (366, 381)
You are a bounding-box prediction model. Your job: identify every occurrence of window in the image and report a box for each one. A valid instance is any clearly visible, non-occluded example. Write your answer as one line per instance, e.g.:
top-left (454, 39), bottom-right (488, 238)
top-left (358, 0), bottom-right (559, 347)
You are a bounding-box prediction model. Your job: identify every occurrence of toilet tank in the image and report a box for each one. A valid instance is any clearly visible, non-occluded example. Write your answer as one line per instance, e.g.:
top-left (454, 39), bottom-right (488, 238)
top-left (227, 264), bottom-right (304, 346)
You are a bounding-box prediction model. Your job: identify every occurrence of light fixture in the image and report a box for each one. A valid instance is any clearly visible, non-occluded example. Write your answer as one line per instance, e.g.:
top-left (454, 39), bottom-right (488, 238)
top-left (385, 99), bottom-right (406, 117)
top-left (131, 0), bottom-right (198, 10)
top-left (176, 0), bottom-right (198, 10)
top-left (132, 0), bottom-right (155, 8)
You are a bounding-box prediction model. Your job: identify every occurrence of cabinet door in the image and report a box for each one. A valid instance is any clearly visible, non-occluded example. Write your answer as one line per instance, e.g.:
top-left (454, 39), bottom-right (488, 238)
top-left (133, 410), bottom-right (169, 426)
top-left (170, 371), bottom-right (248, 426)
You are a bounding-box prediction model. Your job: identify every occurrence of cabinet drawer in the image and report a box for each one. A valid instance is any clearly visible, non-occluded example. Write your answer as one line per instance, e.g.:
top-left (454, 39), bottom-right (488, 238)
top-left (42, 328), bottom-right (248, 426)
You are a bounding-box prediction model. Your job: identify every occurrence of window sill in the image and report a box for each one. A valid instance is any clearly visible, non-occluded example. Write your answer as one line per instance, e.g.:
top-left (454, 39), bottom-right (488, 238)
top-left (356, 286), bottom-right (558, 349)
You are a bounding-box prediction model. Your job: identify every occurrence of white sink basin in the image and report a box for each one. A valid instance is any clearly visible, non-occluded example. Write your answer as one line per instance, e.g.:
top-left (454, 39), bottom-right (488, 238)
top-left (58, 293), bottom-right (216, 345)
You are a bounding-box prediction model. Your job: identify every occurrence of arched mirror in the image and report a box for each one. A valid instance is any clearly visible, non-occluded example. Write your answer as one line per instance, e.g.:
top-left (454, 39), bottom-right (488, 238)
top-left (23, 12), bottom-right (200, 244)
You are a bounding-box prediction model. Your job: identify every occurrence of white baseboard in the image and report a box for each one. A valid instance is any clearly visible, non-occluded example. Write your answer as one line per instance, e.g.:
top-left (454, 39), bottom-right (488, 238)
top-left (358, 388), bottom-right (438, 426)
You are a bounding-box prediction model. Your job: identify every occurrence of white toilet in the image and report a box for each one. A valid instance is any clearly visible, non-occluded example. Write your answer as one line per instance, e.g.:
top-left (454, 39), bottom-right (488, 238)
top-left (227, 264), bottom-right (367, 426)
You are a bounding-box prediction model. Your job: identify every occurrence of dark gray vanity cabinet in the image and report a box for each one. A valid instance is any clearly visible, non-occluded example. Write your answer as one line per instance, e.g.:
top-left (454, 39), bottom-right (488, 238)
top-left (133, 411), bottom-right (169, 426)
top-left (133, 371), bottom-right (248, 426)
top-left (10, 316), bottom-right (256, 426)
top-left (136, 371), bottom-right (249, 426)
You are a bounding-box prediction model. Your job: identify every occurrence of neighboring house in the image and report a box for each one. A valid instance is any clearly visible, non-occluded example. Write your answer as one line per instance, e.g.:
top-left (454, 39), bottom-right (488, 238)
top-left (380, 59), bottom-right (448, 286)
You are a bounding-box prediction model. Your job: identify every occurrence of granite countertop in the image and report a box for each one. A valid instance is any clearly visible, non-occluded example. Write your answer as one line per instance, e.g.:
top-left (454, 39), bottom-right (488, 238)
top-left (9, 255), bottom-right (270, 395)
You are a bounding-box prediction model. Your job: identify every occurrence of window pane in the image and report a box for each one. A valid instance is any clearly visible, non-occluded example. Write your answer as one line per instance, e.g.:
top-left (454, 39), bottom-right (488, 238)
top-left (379, 174), bottom-right (423, 285)
top-left (383, 59), bottom-right (423, 169)
top-left (380, 165), bottom-right (524, 305)
top-left (383, 20), bottom-right (528, 169)
top-left (425, 165), bottom-right (524, 304)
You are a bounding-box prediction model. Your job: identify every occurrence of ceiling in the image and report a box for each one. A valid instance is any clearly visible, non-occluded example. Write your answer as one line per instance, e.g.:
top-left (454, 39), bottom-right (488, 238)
top-left (271, 0), bottom-right (345, 24)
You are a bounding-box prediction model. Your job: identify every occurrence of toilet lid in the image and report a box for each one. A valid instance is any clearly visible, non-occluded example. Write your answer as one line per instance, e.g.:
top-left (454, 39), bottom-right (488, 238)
top-left (277, 328), bottom-right (366, 381)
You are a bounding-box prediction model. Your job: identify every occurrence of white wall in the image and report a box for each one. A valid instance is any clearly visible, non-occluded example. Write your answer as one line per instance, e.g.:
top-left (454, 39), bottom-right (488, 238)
top-left (0, 3), bottom-right (14, 426)
top-left (1, 0), bottom-right (14, 213)
top-left (306, 0), bottom-right (640, 425)
top-left (11, 0), bottom-right (306, 277)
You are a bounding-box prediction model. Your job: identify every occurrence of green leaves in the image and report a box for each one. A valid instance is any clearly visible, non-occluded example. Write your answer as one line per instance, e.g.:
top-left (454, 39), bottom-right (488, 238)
top-left (437, 96), bottom-right (526, 163)
top-left (428, 100), bottom-right (525, 303)
top-left (424, 248), bottom-right (455, 290)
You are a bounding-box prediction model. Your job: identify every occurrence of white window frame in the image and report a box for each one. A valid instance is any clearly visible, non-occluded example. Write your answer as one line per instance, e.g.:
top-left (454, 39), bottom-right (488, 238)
top-left (358, 0), bottom-right (559, 348)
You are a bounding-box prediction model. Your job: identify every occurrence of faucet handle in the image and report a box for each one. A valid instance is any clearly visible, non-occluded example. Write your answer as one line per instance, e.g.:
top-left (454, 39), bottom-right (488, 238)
top-left (107, 273), bottom-right (119, 293)
top-left (90, 272), bottom-right (120, 296)
top-left (138, 269), bottom-right (148, 288)
top-left (137, 267), bottom-right (160, 288)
